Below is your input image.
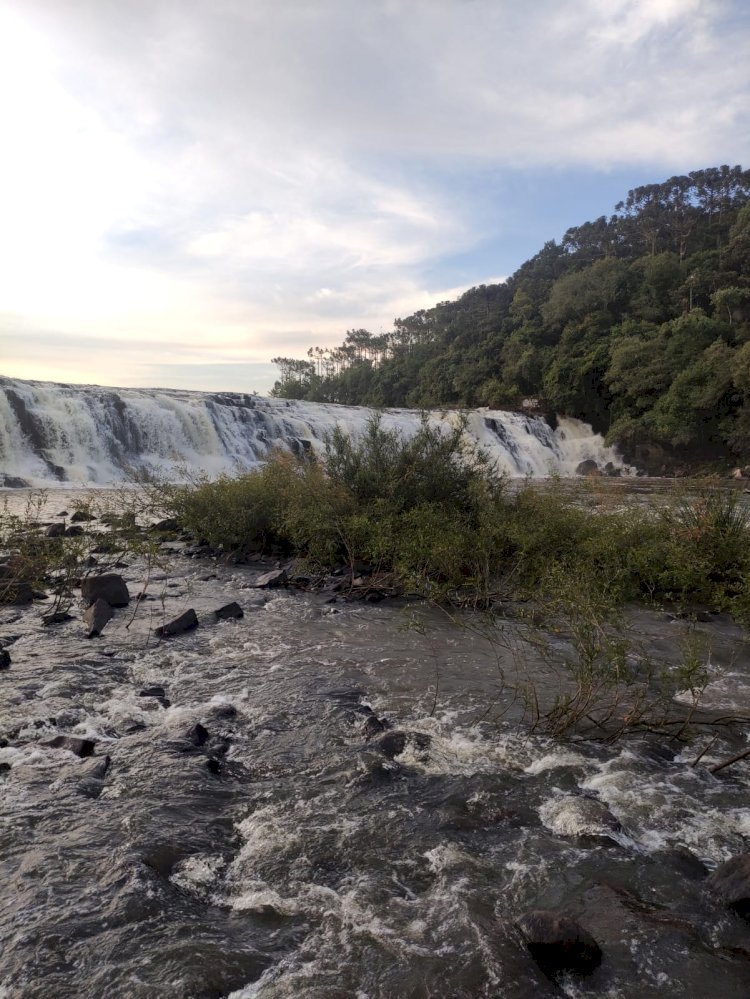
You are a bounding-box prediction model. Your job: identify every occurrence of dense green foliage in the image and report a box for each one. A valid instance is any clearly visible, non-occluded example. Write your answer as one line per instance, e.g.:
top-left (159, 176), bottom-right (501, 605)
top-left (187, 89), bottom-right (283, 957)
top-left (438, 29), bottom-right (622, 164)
top-left (271, 166), bottom-right (750, 469)
top-left (165, 418), bottom-right (750, 622)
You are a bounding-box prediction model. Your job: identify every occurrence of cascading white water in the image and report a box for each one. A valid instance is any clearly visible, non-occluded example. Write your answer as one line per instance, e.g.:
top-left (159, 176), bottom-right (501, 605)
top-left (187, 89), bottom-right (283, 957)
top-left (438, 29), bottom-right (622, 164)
top-left (0, 376), bottom-right (630, 486)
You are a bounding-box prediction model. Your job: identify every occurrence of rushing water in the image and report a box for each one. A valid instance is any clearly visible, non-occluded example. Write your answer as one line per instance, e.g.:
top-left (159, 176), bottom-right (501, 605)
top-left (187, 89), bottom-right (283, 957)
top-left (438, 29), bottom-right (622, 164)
top-left (0, 377), bottom-right (629, 486)
top-left (1, 500), bottom-right (750, 998)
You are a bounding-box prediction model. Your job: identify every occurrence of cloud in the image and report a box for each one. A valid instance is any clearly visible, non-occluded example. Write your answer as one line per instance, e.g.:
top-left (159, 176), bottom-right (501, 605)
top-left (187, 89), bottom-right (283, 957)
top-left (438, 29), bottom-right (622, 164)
top-left (0, 0), bottom-right (748, 390)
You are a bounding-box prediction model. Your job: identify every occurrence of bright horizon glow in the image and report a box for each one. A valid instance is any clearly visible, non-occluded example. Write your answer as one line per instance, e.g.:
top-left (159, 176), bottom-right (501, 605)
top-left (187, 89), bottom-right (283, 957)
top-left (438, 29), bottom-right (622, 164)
top-left (0, 0), bottom-right (748, 394)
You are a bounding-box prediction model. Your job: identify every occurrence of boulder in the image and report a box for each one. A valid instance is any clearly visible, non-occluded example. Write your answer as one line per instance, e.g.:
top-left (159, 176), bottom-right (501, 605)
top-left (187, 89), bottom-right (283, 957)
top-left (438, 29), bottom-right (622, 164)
top-left (154, 608), bottom-right (199, 638)
top-left (42, 735), bottom-right (97, 758)
top-left (64, 525), bottom-right (85, 537)
top-left (2, 581), bottom-right (33, 605)
top-left (81, 573), bottom-right (130, 608)
top-left (253, 568), bottom-right (288, 589)
top-left (45, 522), bottom-right (66, 538)
top-left (575, 459), bottom-right (601, 477)
top-left (516, 910), bottom-right (602, 977)
top-left (603, 461), bottom-right (621, 477)
top-left (83, 598), bottom-right (114, 638)
top-left (149, 517), bottom-right (181, 532)
top-left (708, 854), bottom-right (750, 919)
top-left (214, 601), bottom-right (244, 621)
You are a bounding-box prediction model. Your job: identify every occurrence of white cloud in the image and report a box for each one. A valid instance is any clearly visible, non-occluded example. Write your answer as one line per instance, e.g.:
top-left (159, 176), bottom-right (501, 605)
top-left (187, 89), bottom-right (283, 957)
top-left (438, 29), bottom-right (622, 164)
top-left (0, 0), bottom-right (748, 390)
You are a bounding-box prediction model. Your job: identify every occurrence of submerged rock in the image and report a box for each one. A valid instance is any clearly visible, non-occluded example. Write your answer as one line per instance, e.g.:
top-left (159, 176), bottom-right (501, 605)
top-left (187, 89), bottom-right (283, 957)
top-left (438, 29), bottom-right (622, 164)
top-left (42, 610), bottom-right (75, 626)
top-left (708, 854), bottom-right (750, 920)
top-left (540, 795), bottom-right (622, 841)
top-left (517, 910), bottom-right (602, 977)
top-left (155, 609), bottom-right (198, 638)
top-left (41, 735), bottom-right (97, 758)
top-left (374, 730), bottom-right (431, 759)
top-left (253, 568), bottom-right (287, 589)
top-left (83, 598), bottom-right (114, 638)
top-left (81, 573), bottom-right (130, 608)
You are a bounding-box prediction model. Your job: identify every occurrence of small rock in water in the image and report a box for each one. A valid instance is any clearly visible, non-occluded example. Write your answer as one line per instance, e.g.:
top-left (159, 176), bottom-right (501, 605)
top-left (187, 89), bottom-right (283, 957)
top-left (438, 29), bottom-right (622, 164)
top-left (155, 609), bottom-right (199, 637)
top-left (575, 459), bottom-right (601, 476)
top-left (517, 910), bottom-right (602, 977)
top-left (138, 685), bottom-right (171, 708)
top-left (44, 523), bottom-right (66, 538)
top-left (83, 598), bottom-right (114, 638)
top-left (41, 735), bottom-right (97, 758)
top-left (71, 509), bottom-right (95, 523)
top-left (211, 703), bottom-right (237, 720)
top-left (81, 573), bottom-right (130, 608)
top-left (214, 601), bottom-right (244, 621)
top-left (186, 722), bottom-right (210, 747)
top-left (253, 568), bottom-right (288, 589)
top-left (374, 730), bottom-right (431, 759)
top-left (0, 650), bottom-right (10, 670)
top-left (64, 525), bottom-right (85, 537)
top-left (708, 854), bottom-right (750, 920)
top-left (42, 610), bottom-right (75, 627)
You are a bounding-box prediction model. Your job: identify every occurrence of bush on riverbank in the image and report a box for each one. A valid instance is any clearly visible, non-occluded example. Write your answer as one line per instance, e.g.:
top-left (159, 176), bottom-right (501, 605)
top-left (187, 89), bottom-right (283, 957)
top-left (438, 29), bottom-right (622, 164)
top-left (163, 416), bottom-right (750, 620)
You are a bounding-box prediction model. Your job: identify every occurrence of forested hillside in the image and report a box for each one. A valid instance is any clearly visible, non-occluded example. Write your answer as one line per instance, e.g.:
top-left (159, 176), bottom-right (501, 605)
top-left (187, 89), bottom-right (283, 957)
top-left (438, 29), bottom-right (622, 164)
top-left (271, 166), bottom-right (750, 470)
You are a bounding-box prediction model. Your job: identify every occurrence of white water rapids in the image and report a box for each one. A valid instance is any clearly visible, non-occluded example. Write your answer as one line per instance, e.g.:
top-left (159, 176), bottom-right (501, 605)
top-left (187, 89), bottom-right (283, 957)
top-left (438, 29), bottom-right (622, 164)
top-left (0, 376), bottom-right (628, 486)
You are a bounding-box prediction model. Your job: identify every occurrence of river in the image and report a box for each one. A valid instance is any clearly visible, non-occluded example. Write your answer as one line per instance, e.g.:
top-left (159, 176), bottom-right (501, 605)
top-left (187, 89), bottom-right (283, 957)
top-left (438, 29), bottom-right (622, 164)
top-left (1, 491), bottom-right (750, 997)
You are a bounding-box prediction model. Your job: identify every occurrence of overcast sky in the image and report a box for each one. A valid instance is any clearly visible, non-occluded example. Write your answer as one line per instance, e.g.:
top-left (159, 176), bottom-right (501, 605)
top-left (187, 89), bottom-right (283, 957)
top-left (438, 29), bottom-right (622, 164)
top-left (1, 0), bottom-right (749, 394)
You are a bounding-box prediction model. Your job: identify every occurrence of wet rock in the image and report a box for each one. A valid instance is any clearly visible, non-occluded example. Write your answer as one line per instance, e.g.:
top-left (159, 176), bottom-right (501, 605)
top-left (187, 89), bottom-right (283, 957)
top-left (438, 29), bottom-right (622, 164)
top-left (208, 736), bottom-right (231, 757)
top-left (83, 598), bottom-right (114, 638)
top-left (41, 735), bottom-right (97, 758)
top-left (374, 730), bottom-right (431, 759)
top-left (81, 755), bottom-right (111, 780)
top-left (186, 722), bottom-right (210, 747)
top-left (211, 703), bottom-right (237, 720)
top-left (575, 459), bottom-right (601, 476)
top-left (541, 795), bottom-right (622, 841)
top-left (206, 758), bottom-right (222, 775)
top-left (708, 854), bottom-right (750, 920)
top-left (41, 610), bottom-right (75, 626)
top-left (0, 649), bottom-right (10, 670)
top-left (363, 714), bottom-right (390, 739)
top-left (71, 509), bottom-right (95, 522)
top-left (3, 581), bottom-right (33, 605)
top-left (139, 685), bottom-right (171, 707)
top-left (517, 910), bottom-right (602, 977)
top-left (253, 568), bottom-right (288, 589)
top-left (603, 461), bottom-right (621, 477)
top-left (155, 609), bottom-right (199, 637)
top-left (81, 573), bottom-right (130, 608)
top-left (64, 524), bottom-right (85, 537)
top-left (214, 601), bottom-right (244, 621)
top-left (44, 522), bottom-right (66, 538)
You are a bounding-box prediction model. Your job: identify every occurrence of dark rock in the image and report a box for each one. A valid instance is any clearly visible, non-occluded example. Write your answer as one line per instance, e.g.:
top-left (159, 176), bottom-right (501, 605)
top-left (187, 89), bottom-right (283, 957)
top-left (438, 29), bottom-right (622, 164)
top-left (155, 608), bottom-right (199, 638)
top-left (81, 573), bottom-right (130, 608)
top-left (363, 714), bottom-right (389, 739)
top-left (3, 581), bottom-right (34, 605)
top-left (81, 755), bottom-right (111, 780)
top-left (0, 649), bottom-right (10, 670)
top-left (212, 704), bottom-right (237, 720)
top-left (150, 517), bottom-right (181, 532)
top-left (206, 758), bottom-right (222, 775)
top-left (0, 475), bottom-right (28, 488)
top-left (374, 730), bottom-right (431, 759)
top-left (65, 525), bottom-right (85, 537)
top-left (42, 611), bottom-right (75, 626)
top-left (214, 601), bottom-right (244, 621)
top-left (603, 461), bottom-right (621, 477)
top-left (186, 722), bottom-right (209, 747)
top-left (83, 598), bottom-right (114, 638)
top-left (517, 910), bottom-right (602, 977)
top-left (42, 735), bottom-right (97, 758)
top-left (708, 854), bottom-right (750, 919)
top-left (208, 736), bottom-right (231, 757)
top-left (253, 568), bottom-right (288, 589)
top-left (139, 684), bottom-right (167, 699)
top-left (575, 459), bottom-right (601, 477)
top-left (45, 522), bottom-right (66, 538)
top-left (71, 509), bottom-right (95, 522)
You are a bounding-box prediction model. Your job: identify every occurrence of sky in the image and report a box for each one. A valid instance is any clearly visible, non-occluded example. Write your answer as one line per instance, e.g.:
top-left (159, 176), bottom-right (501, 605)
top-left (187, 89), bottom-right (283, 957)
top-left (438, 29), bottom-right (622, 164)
top-left (1, 0), bottom-right (749, 395)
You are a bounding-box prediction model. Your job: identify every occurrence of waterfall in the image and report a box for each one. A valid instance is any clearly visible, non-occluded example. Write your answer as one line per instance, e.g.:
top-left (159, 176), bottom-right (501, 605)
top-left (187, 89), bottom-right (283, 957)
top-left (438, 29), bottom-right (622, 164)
top-left (0, 376), bottom-right (630, 487)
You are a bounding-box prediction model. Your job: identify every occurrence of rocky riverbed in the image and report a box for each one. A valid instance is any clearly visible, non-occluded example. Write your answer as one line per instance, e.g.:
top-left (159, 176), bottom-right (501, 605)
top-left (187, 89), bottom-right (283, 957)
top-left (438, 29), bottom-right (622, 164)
top-left (1, 493), bottom-right (750, 997)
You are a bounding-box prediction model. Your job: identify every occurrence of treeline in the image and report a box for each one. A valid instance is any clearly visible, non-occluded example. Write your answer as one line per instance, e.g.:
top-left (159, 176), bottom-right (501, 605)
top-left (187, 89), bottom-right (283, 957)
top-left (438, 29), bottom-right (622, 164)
top-left (271, 165), bottom-right (750, 469)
